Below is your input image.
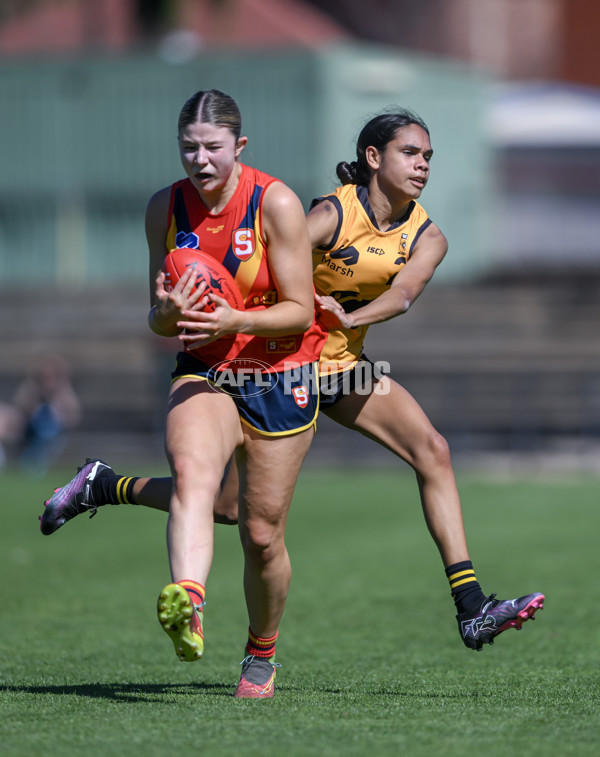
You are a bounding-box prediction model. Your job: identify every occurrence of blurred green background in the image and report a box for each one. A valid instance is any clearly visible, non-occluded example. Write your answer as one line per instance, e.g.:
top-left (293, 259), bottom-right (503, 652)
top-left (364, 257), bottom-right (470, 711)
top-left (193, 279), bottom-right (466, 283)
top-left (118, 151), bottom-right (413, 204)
top-left (0, 46), bottom-right (492, 284)
top-left (1, 0), bottom-right (599, 471)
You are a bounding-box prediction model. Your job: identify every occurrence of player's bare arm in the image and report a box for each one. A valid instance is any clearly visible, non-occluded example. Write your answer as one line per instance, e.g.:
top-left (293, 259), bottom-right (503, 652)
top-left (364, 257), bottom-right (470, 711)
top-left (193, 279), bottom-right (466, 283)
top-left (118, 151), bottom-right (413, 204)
top-left (306, 199), bottom-right (339, 250)
top-left (336, 222), bottom-right (448, 328)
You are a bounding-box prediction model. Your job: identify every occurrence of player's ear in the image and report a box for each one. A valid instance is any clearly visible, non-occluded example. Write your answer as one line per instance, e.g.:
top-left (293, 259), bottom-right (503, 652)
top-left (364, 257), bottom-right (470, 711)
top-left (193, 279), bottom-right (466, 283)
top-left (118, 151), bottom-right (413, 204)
top-left (365, 145), bottom-right (380, 170)
top-left (235, 136), bottom-right (248, 158)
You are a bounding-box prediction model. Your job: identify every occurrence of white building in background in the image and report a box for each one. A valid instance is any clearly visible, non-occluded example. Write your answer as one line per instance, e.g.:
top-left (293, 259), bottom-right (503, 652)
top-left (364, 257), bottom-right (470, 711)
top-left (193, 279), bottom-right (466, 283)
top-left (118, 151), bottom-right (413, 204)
top-left (487, 83), bottom-right (600, 271)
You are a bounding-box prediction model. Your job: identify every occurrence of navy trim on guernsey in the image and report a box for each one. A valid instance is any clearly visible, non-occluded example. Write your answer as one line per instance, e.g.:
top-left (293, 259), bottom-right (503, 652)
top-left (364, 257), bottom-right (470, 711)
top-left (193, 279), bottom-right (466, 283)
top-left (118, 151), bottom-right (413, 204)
top-left (410, 218), bottom-right (432, 252)
top-left (311, 187), bottom-right (418, 238)
top-left (172, 187), bottom-right (193, 241)
top-left (221, 183), bottom-right (264, 277)
top-left (356, 186), bottom-right (416, 231)
top-left (171, 352), bottom-right (319, 436)
top-left (309, 195), bottom-right (344, 251)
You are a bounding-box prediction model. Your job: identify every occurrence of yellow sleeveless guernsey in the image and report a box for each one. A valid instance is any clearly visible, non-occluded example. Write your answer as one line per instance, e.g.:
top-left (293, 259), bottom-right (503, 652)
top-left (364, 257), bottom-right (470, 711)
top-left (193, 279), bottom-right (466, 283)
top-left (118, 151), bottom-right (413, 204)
top-left (311, 184), bottom-right (431, 374)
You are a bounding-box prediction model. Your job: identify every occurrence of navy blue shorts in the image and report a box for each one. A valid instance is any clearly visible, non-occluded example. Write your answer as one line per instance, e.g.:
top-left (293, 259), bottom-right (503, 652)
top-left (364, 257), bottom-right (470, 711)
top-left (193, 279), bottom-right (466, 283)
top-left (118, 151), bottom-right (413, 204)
top-left (171, 352), bottom-right (320, 436)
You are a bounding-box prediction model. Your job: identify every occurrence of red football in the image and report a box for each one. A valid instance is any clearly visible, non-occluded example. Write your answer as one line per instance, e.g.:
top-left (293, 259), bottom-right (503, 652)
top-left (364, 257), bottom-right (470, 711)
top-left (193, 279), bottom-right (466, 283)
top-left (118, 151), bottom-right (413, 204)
top-left (162, 248), bottom-right (245, 311)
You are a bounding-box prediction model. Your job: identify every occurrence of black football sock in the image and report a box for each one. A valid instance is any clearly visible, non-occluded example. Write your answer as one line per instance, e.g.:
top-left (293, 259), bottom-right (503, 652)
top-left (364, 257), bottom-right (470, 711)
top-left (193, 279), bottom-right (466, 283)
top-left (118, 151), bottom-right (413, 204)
top-left (445, 560), bottom-right (486, 615)
top-left (94, 471), bottom-right (140, 506)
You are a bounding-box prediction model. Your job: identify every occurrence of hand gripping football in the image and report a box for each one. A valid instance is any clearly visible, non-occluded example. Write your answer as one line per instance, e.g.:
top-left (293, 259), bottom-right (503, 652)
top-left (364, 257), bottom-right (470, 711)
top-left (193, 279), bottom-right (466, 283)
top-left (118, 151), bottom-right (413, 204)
top-left (162, 248), bottom-right (244, 311)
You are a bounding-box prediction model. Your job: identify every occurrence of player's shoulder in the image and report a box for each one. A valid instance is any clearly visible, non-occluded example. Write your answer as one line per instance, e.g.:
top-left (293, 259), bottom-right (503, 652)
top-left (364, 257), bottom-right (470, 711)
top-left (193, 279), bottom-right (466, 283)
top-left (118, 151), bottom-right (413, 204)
top-left (416, 219), bottom-right (448, 255)
top-left (309, 195), bottom-right (339, 214)
top-left (146, 185), bottom-right (173, 214)
top-left (307, 195), bottom-right (343, 250)
top-left (261, 176), bottom-right (304, 216)
top-left (145, 184), bottom-right (175, 238)
top-left (239, 163), bottom-right (302, 215)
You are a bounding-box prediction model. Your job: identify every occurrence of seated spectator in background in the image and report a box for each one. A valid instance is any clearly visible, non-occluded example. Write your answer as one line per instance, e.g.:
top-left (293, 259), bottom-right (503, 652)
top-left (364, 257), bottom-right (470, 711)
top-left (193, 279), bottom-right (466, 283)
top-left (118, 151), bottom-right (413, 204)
top-left (13, 356), bottom-right (81, 473)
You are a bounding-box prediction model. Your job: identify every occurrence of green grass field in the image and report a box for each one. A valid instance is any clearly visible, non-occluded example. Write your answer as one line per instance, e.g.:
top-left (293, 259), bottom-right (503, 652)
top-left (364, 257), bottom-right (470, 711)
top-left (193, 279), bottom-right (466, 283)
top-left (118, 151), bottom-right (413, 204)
top-left (1, 464), bottom-right (599, 756)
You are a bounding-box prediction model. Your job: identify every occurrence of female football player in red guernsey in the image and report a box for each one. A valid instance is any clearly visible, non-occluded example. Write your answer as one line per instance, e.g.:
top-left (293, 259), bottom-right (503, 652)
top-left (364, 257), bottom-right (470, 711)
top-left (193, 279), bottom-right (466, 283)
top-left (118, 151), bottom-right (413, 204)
top-left (47, 89), bottom-right (327, 699)
top-left (42, 109), bottom-right (544, 661)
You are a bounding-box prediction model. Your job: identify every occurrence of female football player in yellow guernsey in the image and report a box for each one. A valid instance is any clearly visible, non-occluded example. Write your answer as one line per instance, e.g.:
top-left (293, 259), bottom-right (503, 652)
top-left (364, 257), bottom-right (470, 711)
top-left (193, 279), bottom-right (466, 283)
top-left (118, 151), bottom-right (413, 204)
top-left (41, 109), bottom-right (544, 655)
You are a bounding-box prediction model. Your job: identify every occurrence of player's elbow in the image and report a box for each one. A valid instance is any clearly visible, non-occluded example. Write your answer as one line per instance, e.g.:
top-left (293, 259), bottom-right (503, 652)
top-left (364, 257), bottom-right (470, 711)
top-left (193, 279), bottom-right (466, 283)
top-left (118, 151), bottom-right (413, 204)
top-left (391, 289), bottom-right (413, 316)
top-left (297, 311), bottom-right (314, 332)
top-left (393, 274), bottom-right (433, 316)
top-left (397, 295), bottom-right (412, 315)
top-left (289, 300), bottom-right (314, 332)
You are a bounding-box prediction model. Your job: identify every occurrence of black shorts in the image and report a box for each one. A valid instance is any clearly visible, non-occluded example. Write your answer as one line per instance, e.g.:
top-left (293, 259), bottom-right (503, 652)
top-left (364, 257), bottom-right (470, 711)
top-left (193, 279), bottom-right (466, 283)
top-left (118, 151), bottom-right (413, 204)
top-left (318, 357), bottom-right (389, 408)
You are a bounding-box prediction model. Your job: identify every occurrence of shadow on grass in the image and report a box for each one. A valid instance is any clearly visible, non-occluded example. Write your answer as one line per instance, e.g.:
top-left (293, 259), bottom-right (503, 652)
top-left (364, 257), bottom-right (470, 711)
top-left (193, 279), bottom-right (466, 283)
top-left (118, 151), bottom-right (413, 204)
top-left (3, 679), bottom-right (495, 703)
top-left (282, 682), bottom-right (495, 700)
top-left (4, 681), bottom-right (232, 702)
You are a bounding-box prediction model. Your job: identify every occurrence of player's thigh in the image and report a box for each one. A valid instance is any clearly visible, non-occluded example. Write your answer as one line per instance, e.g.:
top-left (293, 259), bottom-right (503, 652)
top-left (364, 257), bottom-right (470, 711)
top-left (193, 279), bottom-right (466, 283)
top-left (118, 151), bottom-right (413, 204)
top-left (323, 378), bottom-right (441, 467)
top-left (166, 378), bottom-right (243, 477)
top-left (238, 425), bottom-right (314, 526)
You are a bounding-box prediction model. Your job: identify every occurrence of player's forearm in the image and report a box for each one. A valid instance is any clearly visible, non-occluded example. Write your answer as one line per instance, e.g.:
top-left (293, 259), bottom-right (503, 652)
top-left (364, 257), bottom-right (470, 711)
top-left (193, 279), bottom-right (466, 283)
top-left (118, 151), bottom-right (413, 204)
top-left (148, 306), bottom-right (182, 337)
top-left (347, 287), bottom-right (413, 327)
top-left (236, 301), bottom-right (313, 337)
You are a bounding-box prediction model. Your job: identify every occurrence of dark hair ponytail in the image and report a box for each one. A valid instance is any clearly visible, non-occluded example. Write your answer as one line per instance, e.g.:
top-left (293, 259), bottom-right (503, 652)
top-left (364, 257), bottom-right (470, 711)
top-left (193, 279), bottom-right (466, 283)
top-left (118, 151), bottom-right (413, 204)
top-left (336, 160), bottom-right (370, 186)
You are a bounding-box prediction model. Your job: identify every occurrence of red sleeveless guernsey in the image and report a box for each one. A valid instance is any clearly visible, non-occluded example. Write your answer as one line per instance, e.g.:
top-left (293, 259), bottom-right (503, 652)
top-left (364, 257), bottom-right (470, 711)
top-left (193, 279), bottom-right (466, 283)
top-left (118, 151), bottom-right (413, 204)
top-left (165, 163), bottom-right (326, 372)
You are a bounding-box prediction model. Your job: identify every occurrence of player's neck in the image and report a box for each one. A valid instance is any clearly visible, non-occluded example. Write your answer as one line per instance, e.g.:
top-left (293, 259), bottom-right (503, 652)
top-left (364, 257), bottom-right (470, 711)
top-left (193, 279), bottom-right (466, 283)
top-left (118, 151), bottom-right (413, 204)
top-left (197, 162), bottom-right (243, 214)
top-left (367, 185), bottom-right (411, 231)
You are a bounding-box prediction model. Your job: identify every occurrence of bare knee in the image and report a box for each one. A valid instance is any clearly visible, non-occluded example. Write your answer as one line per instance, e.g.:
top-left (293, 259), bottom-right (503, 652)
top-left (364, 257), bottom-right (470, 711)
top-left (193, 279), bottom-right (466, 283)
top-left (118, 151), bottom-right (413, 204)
top-left (239, 518), bottom-right (285, 565)
top-left (170, 455), bottom-right (222, 508)
top-left (412, 429), bottom-right (452, 474)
